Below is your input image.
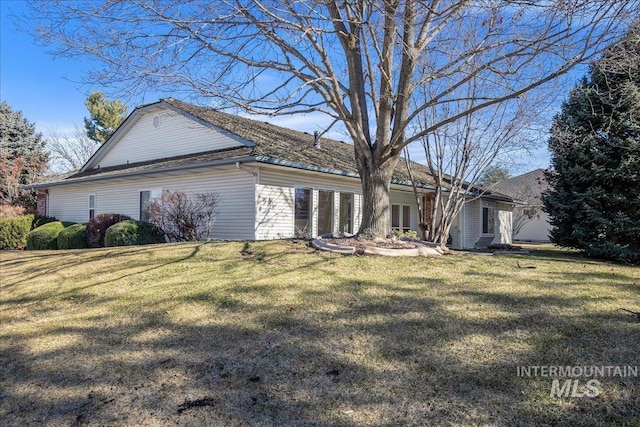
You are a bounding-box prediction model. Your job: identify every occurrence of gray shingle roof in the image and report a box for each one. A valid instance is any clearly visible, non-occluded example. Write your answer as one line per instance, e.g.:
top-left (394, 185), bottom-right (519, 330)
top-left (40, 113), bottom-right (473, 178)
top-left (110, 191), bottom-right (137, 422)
top-left (163, 98), bottom-right (437, 186)
top-left (490, 169), bottom-right (549, 205)
top-left (32, 98), bottom-right (514, 202)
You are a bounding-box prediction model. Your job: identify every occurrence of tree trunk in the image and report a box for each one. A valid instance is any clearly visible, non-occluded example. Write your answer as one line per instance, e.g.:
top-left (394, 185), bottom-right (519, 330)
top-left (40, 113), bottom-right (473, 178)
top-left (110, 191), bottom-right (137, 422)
top-left (357, 155), bottom-right (399, 239)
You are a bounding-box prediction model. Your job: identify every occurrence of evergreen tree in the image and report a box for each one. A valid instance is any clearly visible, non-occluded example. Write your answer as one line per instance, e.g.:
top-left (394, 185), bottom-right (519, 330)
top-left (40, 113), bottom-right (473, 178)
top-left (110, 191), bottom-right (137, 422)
top-left (544, 25), bottom-right (640, 263)
top-left (83, 92), bottom-right (128, 144)
top-left (0, 102), bottom-right (49, 207)
top-left (479, 165), bottom-right (511, 188)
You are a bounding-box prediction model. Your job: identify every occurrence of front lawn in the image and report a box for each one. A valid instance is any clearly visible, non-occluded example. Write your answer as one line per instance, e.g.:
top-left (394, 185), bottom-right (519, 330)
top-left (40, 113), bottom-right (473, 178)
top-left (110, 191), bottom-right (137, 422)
top-left (1, 241), bottom-right (638, 426)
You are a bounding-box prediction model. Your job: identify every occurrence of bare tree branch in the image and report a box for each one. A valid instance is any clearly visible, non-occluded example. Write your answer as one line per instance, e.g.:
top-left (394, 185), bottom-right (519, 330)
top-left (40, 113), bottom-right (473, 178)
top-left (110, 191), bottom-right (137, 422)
top-left (19, 0), bottom-right (639, 237)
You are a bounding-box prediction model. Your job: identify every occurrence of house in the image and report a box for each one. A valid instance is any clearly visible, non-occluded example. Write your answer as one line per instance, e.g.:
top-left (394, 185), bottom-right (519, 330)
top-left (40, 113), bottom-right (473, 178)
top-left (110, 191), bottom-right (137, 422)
top-left (31, 98), bottom-right (516, 249)
top-left (490, 169), bottom-right (551, 242)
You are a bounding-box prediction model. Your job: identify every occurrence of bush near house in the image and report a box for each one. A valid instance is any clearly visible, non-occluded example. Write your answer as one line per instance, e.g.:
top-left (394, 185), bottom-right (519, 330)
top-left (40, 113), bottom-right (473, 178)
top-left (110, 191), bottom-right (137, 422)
top-left (146, 190), bottom-right (220, 242)
top-left (86, 213), bottom-right (132, 248)
top-left (57, 224), bottom-right (88, 250)
top-left (27, 221), bottom-right (66, 250)
top-left (0, 204), bottom-right (33, 218)
top-left (104, 220), bottom-right (166, 247)
top-left (0, 214), bottom-right (34, 250)
top-left (31, 215), bottom-right (60, 230)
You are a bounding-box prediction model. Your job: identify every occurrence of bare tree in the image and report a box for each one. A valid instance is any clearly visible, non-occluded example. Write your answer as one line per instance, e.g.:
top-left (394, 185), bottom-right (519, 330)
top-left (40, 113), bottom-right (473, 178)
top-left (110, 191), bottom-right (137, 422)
top-left (22, 0), bottom-right (638, 238)
top-left (47, 125), bottom-right (98, 173)
top-left (512, 205), bottom-right (539, 238)
top-left (412, 80), bottom-right (542, 248)
top-left (146, 190), bottom-right (220, 242)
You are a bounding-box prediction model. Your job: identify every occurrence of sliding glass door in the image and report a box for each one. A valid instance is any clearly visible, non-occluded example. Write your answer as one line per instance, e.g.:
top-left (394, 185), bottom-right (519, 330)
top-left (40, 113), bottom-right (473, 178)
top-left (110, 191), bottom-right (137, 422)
top-left (317, 190), bottom-right (334, 236)
top-left (339, 193), bottom-right (353, 234)
top-left (295, 188), bottom-right (312, 237)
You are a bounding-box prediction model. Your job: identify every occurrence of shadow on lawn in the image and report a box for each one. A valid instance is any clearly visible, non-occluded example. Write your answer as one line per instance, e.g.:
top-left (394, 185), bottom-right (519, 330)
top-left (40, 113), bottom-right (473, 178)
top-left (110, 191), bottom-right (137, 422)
top-left (1, 244), bottom-right (639, 426)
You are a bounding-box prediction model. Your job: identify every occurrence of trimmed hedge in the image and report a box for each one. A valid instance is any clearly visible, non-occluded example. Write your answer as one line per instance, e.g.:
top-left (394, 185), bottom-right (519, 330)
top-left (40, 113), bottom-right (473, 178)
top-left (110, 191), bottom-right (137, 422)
top-left (32, 215), bottom-right (59, 230)
top-left (0, 214), bottom-right (35, 250)
top-left (86, 213), bottom-right (132, 248)
top-left (105, 220), bottom-right (166, 247)
top-left (57, 224), bottom-right (88, 250)
top-left (27, 221), bottom-right (66, 250)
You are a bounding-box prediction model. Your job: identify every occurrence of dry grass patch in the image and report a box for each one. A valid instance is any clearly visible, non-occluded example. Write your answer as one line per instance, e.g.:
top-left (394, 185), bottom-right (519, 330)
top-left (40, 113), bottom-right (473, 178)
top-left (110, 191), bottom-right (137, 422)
top-left (1, 241), bottom-right (638, 426)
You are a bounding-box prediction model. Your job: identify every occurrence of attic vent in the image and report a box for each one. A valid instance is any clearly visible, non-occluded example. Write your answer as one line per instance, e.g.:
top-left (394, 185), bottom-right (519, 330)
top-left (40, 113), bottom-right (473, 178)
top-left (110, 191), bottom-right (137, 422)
top-left (152, 114), bottom-right (161, 129)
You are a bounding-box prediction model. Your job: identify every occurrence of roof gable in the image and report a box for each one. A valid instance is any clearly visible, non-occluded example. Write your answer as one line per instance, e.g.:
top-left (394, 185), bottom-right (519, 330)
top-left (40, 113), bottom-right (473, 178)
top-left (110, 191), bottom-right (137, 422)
top-left (82, 102), bottom-right (253, 171)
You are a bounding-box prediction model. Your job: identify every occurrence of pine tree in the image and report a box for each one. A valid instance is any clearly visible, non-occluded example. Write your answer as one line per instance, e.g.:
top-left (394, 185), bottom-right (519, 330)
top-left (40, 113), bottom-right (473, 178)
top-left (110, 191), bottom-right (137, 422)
top-left (0, 102), bottom-right (49, 207)
top-left (83, 92), bottom-right (128, 144)
top-left (544, 25), bottom-right (640, 263)
top-left (479, 165), bottom-right (511, 188)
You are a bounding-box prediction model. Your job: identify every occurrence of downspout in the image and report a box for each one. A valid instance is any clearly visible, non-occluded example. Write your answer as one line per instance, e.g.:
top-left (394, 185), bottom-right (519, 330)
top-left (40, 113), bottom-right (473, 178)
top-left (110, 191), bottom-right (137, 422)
top-left (235, 161), bottom-right (257, 177)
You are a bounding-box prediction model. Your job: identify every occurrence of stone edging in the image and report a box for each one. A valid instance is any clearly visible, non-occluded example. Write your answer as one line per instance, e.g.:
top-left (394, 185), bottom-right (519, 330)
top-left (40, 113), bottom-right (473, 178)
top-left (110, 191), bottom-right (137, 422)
top-left (310, 238), bottom-right (356, 255)
top-left (311, 237), bottom-right (443, 257)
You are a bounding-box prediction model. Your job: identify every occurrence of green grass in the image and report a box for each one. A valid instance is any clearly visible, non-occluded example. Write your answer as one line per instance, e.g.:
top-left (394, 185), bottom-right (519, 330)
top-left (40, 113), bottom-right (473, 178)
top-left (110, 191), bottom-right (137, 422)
top-left (1, 241), bottom-right (638, 426)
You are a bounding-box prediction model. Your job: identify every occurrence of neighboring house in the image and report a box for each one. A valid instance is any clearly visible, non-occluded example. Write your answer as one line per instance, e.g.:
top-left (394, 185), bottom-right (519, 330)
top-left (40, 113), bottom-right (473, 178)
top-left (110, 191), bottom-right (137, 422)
top-left (491, 169), bottom-right (551, 242)
top-left (31, 98), bottom-right (516, 249)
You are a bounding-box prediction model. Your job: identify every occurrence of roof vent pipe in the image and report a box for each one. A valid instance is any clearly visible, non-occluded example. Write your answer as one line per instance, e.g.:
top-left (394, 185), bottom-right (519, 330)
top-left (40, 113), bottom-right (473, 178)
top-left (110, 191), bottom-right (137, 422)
top-left (313, 131), bottom-right (320, 149)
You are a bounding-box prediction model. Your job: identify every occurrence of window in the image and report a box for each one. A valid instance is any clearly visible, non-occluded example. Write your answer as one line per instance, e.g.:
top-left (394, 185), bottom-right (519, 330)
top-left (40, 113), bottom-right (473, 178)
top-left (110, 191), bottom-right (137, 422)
top-left (402, 205), bottom-right (411, 233)
top-left (392, 204), bottom-right (400, 229)
top-left (339, 193), bottom-right (353, 234)
top-left (391, 204), bottom-right (412, 233)
top-left (294, 188), bottom-right (312, 238)
top-left (482, 207), bottom-right (495, 234)
top-left (88, 194), bottom-right (96, 220)
top-left (317, 190), bottom-right (334, 236)
top-left (140, 191), bottom-right (151, 221)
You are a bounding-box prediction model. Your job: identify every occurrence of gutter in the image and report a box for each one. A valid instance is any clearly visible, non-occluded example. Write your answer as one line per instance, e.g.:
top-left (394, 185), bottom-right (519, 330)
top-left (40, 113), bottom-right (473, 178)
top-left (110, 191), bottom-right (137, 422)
top-left (27, 152), bottom-right (519, 205)
top-left (253, 155), bottom-right (438, 191)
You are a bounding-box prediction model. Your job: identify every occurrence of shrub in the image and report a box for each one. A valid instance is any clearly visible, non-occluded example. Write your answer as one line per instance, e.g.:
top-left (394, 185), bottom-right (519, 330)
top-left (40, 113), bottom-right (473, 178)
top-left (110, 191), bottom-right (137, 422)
top-left (0, 214), bottom-right (34, 249)
top-left (27, 221), bottom-right (65, 250)
top-left (57, 224), bottom-right (88, 250)
top-left (0, 204), bottom-right (33, 218)
top-left (85, 213), bottom-right (132, 248)
top-left (146, 190), bottom-right (220, 242)
top-left (104, 220), bottom-right (166, 247)
top-left (32, 215), bottom-right (59, 230)
top-left (392, 229), bottom-right (418, 240)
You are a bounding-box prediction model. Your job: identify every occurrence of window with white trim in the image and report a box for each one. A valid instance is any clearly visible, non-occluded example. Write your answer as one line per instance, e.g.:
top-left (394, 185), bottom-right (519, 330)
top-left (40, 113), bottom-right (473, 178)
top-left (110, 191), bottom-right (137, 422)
top-left (391, 204), bottom-right (411, 233)
top-left (482, 206), bottom-right (495, 234)
top-left (88, 194), bottom-right (96, 220)
top-left (140, 191), bottom-right (151, 221)
top-left (140, 189), bottom-right (162, 222)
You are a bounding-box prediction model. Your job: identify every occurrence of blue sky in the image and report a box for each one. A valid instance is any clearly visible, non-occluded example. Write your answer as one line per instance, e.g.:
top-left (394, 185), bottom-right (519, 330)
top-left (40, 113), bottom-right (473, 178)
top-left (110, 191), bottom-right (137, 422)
top-left (1, 1), bottom-right (91, 133)
top-left (1, 0), bottom-right (556, 175)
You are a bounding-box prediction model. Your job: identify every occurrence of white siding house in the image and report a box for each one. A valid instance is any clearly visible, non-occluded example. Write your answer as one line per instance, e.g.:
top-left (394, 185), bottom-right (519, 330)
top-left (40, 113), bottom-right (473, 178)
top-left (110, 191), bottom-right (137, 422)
top-left (32, 98), bottom-right (516, 249)
top-left (491, 169), bottom-right (551, 242)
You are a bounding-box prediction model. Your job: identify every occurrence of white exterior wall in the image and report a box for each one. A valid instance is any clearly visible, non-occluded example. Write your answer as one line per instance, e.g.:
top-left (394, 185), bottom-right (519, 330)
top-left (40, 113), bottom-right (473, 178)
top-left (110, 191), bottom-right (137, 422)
top-left (460, 199), bottom-right (482, 249)
top-left (493, 202), bottom-right (514, 245)
top-left (255, 181), bottom-right (295, 240)
top-left (255, 168), bottom-right (365, 240)
top-left (254, 168), bottom-right (422, 240)
top-left (98, 109), bottom-right (244, 168)
top-left (47, 167), bottom-right (256, 240)
top-left (514, 209), bottom-right (551, 242)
